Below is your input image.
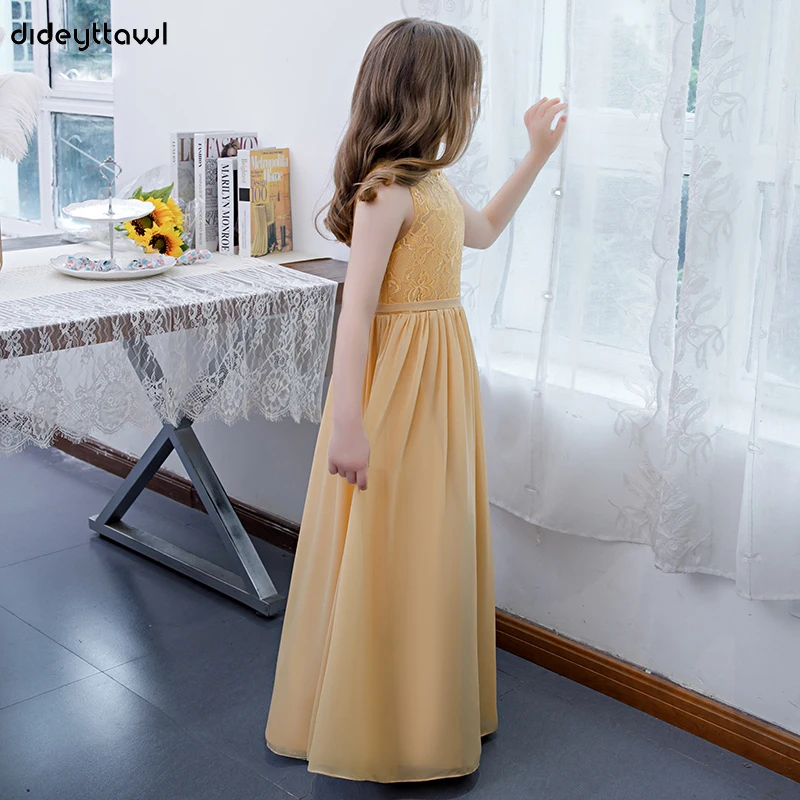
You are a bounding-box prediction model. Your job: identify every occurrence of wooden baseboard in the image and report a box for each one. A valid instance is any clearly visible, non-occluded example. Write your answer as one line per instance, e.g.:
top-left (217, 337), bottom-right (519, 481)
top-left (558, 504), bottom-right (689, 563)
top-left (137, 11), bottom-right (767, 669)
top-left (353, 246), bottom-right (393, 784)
top-left (53, 435), bottom-right (800, 784)
top-left (496, 611), bottom-right (800, 782)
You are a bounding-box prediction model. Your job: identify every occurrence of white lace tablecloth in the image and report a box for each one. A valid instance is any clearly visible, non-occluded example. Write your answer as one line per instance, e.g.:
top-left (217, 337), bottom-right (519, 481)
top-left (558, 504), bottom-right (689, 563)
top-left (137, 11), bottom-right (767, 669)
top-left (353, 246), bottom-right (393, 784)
top-left (0, 246), bottom-right (337, 455)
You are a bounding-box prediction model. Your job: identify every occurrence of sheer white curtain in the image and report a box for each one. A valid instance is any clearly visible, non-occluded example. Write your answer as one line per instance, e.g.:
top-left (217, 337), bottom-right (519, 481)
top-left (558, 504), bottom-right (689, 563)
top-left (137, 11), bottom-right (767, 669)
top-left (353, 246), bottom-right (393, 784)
top-left (664, 0), bottom-right (800, 599)
top-left (402, 2), bottom-right (693, 530)
top-left (401, 0), bottom-right (800, 600)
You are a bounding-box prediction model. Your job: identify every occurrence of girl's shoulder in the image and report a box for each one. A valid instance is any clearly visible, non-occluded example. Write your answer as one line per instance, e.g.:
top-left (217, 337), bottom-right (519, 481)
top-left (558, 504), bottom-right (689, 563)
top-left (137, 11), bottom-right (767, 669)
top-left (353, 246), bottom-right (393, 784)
top-left (359, 165), bottom-right (441, 215)
top-left (353, 178), bottom-right (414, 227)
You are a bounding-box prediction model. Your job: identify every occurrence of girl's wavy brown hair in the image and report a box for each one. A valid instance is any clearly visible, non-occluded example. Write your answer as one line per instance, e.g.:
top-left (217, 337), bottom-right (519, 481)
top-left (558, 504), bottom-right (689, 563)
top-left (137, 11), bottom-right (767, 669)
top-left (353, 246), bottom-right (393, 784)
top-left (320, 18), bottom-right (482, 246)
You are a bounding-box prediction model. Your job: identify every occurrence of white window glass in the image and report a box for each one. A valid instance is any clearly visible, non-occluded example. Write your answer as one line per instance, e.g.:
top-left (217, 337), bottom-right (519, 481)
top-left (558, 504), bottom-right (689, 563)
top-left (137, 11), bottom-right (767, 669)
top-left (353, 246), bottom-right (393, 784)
top-left (53, 113), bottom-right (114, 222)
top-left (49, 0), bottom-right (112, 83)
top-left (678, 0), bottom-right (706, 302)
top-left (10, 0), bottom-right (35, 71)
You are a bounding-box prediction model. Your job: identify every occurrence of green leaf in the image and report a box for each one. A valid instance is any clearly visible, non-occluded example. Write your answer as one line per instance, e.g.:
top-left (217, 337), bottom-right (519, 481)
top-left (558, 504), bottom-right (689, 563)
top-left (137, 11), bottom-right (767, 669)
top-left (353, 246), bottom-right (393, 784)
top-left (140, 184), bottom-right (175, 204)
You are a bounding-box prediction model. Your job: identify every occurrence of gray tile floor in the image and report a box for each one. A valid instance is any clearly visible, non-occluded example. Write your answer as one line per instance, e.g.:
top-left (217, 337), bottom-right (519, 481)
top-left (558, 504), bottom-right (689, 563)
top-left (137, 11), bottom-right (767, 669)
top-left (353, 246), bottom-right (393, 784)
top-left (0, 446), bottom-right (798, 800)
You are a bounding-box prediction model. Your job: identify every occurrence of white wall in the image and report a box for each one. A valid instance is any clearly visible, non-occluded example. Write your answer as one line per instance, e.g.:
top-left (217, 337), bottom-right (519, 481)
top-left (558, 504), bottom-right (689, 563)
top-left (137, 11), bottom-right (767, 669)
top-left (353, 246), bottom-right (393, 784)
top-left (109, 0), bottom-right (397, 519)
top-left (108, 0), bottom-right (800, 737)
top-left (111, 0), bottom-right (391, 263)
top-left (494, 509), bottom-right (800, 735)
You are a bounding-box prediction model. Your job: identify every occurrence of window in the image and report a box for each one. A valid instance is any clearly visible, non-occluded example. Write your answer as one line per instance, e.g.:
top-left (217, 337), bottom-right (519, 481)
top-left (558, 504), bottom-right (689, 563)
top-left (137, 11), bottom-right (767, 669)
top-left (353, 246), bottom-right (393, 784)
top-left (677, 0), bottom-right (706, 298)
top-left (492, 1), bottom-right (706, 340)
top-left (49, 0), bottom-right (112, 86)
top-left (469, 0), bottom-right (711, 403)
top-left (10, 1), bottom-right (34, 71)
top-left (0, 0), bottom-right (114, 237)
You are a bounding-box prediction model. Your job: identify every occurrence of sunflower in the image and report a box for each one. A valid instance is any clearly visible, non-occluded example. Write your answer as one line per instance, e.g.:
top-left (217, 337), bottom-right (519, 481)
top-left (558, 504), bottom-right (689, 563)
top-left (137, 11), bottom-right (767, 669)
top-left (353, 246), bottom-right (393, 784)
top-left (143, 225), bottom-right (184, 257)
top-left (123, 219), bottom-right (151, 246)
top-left (166, 196), bottom-right (184, 229)
top-left (147, 197), bottom-right (178, 229)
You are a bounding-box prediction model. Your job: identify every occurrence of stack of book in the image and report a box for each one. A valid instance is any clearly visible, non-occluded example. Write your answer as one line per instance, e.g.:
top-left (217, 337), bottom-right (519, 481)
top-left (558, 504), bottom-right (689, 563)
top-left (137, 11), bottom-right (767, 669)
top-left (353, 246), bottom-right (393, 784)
top-left (170, 131), bottom-right (293, 257)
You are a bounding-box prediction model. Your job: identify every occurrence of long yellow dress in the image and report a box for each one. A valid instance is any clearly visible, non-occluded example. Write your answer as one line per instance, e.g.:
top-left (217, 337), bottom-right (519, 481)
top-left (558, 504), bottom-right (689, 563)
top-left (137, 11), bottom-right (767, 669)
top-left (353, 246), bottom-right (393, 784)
top-left (265, 169), bottom-right (497, 783)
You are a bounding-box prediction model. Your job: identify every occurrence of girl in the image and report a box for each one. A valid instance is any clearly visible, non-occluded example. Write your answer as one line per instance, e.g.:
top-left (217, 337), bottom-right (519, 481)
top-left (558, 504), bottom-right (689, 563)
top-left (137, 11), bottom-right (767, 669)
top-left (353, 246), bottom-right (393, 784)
top-left (265, 17), bottom-right (566, 783)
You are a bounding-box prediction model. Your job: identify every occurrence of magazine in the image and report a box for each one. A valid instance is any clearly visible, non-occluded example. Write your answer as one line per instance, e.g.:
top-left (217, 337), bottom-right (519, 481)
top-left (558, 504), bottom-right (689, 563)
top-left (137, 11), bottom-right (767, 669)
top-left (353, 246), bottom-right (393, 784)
top-left (238, 147), bottom-right (292, 258)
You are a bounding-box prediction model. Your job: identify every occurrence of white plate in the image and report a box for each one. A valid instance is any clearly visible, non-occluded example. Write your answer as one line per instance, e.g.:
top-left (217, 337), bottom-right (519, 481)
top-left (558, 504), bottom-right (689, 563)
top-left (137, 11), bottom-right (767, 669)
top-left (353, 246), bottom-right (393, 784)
top-left (62, 198), bottom-right (155, 223)
top-left (50, 254), bottom-right (176, 280)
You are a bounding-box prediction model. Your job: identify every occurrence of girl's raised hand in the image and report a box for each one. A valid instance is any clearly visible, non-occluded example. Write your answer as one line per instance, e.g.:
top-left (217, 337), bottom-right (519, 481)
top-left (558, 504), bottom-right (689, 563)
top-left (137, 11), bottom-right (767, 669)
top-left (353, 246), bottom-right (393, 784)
top-left (524, 97), bottom-right (568, 162)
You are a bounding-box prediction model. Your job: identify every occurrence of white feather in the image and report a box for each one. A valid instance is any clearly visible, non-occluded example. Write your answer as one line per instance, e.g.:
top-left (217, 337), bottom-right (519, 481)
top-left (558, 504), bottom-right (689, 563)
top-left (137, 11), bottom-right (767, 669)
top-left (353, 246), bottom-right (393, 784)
top-left (0, 25), bottom-right (48, 163)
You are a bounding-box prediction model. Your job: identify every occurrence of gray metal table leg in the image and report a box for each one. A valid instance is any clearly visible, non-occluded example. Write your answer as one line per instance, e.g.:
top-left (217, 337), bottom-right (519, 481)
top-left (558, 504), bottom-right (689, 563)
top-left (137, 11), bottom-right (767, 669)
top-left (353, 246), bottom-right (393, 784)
top-left (89, 337), bottom-right (286, 617)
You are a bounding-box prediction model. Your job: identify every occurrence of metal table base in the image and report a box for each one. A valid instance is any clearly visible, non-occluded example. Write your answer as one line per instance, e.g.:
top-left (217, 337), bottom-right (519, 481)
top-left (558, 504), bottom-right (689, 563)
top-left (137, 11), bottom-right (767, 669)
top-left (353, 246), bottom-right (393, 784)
top-left (89, 338), bottom-right (286, 618)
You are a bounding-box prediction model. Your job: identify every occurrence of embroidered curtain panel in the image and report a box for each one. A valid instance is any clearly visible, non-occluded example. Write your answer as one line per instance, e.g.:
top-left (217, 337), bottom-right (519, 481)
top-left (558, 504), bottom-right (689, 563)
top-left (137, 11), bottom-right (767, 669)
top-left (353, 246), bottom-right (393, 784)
top-left (402, 0), bottom-right (800, 599)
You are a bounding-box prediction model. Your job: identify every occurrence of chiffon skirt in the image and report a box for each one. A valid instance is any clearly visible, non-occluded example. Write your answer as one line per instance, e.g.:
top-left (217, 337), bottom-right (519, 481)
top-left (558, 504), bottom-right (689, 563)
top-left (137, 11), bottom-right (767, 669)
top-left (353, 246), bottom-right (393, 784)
top-left (265, 304), bottom-right (497, 783)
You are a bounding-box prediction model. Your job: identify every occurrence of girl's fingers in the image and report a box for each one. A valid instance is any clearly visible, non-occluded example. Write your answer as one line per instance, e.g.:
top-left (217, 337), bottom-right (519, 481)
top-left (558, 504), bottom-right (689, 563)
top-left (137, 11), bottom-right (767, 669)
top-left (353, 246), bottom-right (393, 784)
top-left (543, 98), bottom-right (563, 117)
top-left (544, 102), bottom-right (568, 124)
top-left (527, 97), bottom-right (548, 119)
top-left (542, 111), bottom-right (561, 131)
top-left (331, 462), bottom-right (368, 486)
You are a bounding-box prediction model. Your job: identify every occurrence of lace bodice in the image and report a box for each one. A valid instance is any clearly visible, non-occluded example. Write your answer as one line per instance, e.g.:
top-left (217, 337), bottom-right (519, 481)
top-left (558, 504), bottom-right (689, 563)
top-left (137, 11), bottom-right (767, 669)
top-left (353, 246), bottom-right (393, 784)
top-left (378, 170), bottom-right (465, 305)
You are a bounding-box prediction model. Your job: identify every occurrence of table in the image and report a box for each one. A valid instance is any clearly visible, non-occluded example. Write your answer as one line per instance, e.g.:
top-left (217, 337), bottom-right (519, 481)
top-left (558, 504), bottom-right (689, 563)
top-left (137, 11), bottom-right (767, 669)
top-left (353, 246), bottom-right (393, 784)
top-left (0, 245), bottom-right (339, 616)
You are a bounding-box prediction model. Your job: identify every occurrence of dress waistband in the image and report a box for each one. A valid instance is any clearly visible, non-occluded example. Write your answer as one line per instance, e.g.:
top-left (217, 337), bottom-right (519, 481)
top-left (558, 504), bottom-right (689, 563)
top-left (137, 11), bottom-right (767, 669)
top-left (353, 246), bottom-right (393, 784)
top-left (375, 297), bottom-right (462, 314)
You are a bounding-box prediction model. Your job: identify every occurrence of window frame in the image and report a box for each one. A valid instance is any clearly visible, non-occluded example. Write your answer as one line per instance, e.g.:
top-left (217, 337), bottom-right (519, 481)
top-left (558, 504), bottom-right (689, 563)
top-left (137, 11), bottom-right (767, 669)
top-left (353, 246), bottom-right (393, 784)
top-left (46, 0), bottom-right (113, 99)
top-left (492, 106), bottom-right (697, 340)
top-left (1, 0), bottom-right (114, 236)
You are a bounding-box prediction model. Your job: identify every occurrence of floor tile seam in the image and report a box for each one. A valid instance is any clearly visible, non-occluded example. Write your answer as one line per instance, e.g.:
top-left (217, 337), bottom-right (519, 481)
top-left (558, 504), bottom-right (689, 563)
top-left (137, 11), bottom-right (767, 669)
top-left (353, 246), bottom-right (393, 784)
top-left (0, 602), bottom-right (103, 671)
top-left (102, 670), bottom-right (297, 798)
top-left (0, 673), bottom-right (98, 713)
top-left (0, 540), bottom-right (91, 572)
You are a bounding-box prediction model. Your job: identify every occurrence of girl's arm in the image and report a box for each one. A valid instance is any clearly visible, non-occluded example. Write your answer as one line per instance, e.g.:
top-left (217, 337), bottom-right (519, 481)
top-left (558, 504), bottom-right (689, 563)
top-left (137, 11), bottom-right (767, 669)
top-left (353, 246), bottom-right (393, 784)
top-left (457, 97), bottom-right (567, 250)
top-left (327, 183), bottom-right (413, 491)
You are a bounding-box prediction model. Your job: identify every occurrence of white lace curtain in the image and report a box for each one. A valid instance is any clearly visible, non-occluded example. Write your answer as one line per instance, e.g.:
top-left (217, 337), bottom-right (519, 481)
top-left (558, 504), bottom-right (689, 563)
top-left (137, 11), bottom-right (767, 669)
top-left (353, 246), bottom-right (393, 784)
top-left (403, 0), bottom-right (800, 600)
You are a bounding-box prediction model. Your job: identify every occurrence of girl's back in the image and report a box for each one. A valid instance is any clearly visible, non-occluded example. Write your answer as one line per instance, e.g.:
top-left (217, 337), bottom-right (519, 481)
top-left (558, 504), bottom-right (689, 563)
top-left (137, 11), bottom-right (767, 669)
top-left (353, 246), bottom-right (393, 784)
top-left (378, 170), bottom-right (465, 307)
